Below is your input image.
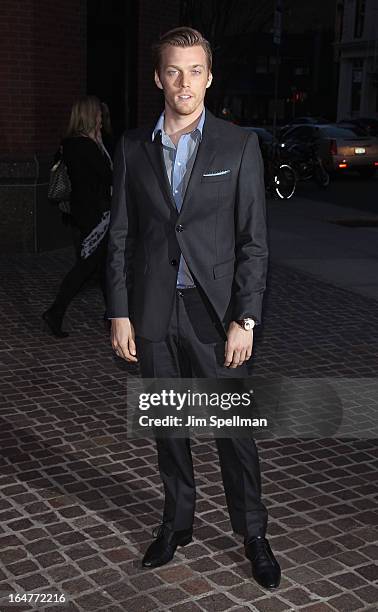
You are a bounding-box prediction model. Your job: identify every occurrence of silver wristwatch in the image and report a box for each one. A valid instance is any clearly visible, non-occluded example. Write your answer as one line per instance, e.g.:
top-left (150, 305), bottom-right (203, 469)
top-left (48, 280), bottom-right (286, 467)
top-left (236, 318), bottom-right (256, 331)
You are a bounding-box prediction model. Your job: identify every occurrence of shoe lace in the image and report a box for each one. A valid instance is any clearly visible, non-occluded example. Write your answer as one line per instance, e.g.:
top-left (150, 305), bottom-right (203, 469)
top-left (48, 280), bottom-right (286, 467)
top-left (152, 523), bottom-right (170, 539)
top-left (248, 537), bottom-right (274, 566)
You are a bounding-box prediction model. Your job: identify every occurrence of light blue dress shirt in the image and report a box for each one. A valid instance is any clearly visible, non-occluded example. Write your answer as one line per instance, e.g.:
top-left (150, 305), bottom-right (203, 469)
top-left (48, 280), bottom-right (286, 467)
top-left (152, 109), bottom-right (206, 288)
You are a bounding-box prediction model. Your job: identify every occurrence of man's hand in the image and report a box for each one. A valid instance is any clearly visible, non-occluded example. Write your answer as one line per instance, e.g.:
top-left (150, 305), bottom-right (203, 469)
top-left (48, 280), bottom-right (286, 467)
top-left (111, 318), bottom-right (138, 362)
top-left (224, 321), bottom-right (253, 368)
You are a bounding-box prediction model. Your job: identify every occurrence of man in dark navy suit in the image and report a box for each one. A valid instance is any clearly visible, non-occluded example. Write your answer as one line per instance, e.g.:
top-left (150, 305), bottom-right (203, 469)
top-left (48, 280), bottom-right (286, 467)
top-left (107, 27), bottom-right (280, 589)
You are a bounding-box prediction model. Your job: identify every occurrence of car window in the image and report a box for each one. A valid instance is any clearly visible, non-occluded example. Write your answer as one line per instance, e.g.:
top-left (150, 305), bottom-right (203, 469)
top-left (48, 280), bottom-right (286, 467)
top-left (321, 126), bottom-right (367, 138)
top-left (360, 118), bottom-right (378, 127)
top-left (338, 123), bottom-right (369, 135)
top-left (245, 128), bottom-right (273, 142)
top-left (257, 130), bottom-right (273, 142)
top-left (287, 126), bottom-right (314, 140)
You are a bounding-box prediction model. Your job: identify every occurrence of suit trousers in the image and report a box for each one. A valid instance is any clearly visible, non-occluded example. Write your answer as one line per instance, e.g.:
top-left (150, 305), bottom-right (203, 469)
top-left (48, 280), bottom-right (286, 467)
top-left (136, 287), bottom-right (268, 539)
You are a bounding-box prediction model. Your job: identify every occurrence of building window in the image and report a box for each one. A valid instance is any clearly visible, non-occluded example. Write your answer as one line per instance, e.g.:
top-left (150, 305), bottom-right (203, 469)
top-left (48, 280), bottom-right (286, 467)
top-left (269, 56), bottom-right (281, 72)
top-left (351, 59), bottom-right (363, 113)
top-left (354, 0), bottom-right (366, 38)
top-left (294, 66), bottom-right (309, 75)
top-left (256, 56), bottom-right (268, 74)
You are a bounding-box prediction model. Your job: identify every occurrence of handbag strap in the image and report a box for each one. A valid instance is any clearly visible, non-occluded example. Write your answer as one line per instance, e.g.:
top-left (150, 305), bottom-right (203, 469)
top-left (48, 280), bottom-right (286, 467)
top-left (51, 144), bottom-right (64, 171)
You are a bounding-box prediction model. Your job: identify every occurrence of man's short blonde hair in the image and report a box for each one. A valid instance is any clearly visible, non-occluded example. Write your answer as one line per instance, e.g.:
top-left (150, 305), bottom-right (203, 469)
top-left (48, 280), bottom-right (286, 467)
top-left (152, 27), bottom-right (212, 73)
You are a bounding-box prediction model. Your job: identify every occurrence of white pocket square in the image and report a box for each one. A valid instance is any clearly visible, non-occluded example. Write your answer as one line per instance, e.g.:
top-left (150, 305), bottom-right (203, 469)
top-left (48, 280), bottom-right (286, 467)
top-left (203, 169), bottom-right (231, 177)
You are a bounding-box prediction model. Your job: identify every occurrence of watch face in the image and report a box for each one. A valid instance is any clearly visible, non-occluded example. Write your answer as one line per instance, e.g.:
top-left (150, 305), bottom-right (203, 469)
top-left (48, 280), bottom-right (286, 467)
top-left (237, 319), bottom-right (255, 330)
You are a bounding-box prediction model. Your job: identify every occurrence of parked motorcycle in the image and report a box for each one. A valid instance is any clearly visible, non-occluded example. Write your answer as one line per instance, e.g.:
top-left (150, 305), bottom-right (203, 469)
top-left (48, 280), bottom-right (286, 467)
top-left (284, 141), bottom-right (330, 188)
top-left (264, 141), bottom-right (297, 200)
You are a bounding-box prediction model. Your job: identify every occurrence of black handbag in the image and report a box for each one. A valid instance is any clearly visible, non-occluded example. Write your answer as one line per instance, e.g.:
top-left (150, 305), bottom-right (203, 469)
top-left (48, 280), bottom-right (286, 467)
top-left (48, 149), bottom-right (71, 204)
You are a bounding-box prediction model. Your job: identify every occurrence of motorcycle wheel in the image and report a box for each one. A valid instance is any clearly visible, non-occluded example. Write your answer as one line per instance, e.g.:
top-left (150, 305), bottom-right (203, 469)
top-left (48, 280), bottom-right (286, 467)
top-left (314, 164), bottom-right (330, 188)
top-left (274, 164), bottom-right (296, 199)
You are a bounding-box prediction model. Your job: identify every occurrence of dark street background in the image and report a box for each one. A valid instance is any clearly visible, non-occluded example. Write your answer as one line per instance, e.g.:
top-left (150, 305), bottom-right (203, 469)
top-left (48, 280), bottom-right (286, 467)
top-left (296, 174), bottom-right (378, 214)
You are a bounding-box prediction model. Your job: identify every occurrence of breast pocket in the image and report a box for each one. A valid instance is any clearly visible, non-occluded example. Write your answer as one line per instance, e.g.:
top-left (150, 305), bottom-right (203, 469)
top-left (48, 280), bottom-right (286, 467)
top-left (201, 170), bottom-right (232, 184)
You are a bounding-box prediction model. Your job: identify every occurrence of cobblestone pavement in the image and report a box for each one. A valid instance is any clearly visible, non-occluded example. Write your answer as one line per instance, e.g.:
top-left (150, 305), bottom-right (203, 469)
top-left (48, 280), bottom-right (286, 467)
top-left (0, 245), bottom-right (377, 612)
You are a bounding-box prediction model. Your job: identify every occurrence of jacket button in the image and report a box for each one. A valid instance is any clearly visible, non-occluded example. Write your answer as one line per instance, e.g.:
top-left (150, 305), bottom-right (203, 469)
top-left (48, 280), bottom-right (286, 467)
top-left (170, 259), bottom-right (178, 266)
top-left (176, 224), bottom-right (184, 232)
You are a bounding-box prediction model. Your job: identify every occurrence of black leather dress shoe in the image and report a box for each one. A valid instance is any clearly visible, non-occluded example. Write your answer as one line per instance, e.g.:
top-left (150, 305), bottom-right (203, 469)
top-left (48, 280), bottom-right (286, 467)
top-left (245, 536), bottom-right (281, 589)
top-left (42, 309), bottom-right (69, 338)
top-left (142, 524), bottom-right (193, 568)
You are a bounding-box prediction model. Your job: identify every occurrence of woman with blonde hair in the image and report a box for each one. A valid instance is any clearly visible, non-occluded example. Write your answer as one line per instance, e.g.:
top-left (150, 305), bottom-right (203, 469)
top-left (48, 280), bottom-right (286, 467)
top-left (43, 95), bottom-right (112, 337)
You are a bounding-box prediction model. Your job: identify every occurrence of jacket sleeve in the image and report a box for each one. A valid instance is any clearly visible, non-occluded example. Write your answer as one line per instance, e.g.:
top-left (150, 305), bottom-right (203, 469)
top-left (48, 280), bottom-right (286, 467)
top-left (106, 135), bottom-right (138, 318)
top-left (233, 132), bottom-right (269, 324)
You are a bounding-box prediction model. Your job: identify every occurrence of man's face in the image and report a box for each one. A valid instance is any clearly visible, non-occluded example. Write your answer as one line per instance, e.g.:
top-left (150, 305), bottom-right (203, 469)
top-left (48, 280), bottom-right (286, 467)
top-left (155, 45), bottom-right (212, 117)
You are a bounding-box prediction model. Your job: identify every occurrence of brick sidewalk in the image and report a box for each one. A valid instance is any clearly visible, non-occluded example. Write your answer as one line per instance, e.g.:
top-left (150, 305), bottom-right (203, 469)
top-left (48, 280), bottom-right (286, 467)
top-left (0, 248), bottom-right (377, 612)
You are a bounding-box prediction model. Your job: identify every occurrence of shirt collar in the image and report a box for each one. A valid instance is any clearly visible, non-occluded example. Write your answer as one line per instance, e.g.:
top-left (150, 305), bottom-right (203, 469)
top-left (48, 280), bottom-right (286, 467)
top-left (152, 108), bottom-right (206, 142)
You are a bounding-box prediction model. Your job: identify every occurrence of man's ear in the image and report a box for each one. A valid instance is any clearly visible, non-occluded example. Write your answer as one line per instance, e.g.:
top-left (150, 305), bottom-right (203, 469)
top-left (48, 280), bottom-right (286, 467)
top-left (154, 70), bottom-right (163, 90)
top-left (206, 72), bottom-right (213, 89)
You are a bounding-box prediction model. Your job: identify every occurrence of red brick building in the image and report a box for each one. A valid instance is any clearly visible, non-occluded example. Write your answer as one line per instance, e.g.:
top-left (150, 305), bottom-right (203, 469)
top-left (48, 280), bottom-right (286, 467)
top-left (0, 0), bottom-right (181, 252)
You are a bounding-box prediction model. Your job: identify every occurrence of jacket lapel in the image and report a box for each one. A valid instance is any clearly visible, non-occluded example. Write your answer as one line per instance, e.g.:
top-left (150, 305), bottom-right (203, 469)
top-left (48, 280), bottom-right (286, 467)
top-left (143, 135), bottom-right (177, 211)
top-left (142, 110), bottom-right (220, 215)
top-left (179, 112), bottom-right (219, 216)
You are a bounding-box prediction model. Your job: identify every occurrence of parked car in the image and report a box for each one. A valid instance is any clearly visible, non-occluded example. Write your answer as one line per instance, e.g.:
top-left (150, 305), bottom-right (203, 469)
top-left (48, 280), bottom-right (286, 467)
top-left (243, 127), bottom-right (274, 146)
top-left (285, 116), bottom-right (330, 125)
top-left (279, 123), bottom-right (378, 178)
top-left (243, 127), bottom-right (276, 160)
top-left (278, 117), bottom-right (331, 139)
top-left (338, 117), bottom-right (378, 138)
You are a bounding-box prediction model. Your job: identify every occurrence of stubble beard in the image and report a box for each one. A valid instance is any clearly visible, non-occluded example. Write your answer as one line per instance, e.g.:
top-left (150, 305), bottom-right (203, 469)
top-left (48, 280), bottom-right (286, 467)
top-left (168, 95), bottom-right (203, 118)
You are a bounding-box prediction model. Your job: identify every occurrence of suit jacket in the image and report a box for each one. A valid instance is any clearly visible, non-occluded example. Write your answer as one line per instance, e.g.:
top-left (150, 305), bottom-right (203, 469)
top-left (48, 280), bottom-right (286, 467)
top-left (107, 110), bottom-right (268, 342)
